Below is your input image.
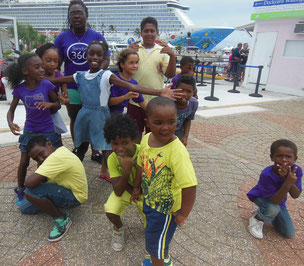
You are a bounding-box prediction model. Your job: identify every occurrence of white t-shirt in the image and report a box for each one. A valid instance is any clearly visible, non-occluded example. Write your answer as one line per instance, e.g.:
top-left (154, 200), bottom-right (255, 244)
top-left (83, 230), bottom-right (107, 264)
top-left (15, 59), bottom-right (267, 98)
top-left (73, 69), bottom-right (113, 107)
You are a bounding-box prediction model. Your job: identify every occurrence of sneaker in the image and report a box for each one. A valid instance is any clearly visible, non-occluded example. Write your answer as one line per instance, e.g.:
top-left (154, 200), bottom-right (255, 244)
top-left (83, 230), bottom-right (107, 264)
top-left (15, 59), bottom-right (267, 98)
top-left (249, 215), bottom-right (264, 239)
top-left (48, 215), bottom-right (72, 242)
top-left (14, 186), bottom-right (25, 208)
top-left (142, 255), bottom-right (173, 266)
top-left (91, 152), bottom-right (103, 164)
top-left (112, 226), bottom-right (124, 251)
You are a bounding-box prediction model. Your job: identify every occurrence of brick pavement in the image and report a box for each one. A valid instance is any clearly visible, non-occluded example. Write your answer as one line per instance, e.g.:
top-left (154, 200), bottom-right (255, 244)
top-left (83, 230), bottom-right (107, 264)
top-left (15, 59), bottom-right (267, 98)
top-left (0, 99), bottom-right (304, 265)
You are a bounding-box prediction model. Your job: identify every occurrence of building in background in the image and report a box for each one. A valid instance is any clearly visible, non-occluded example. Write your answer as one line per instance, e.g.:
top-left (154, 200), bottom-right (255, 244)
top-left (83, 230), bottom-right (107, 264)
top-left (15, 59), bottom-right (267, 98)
top-left (244, 0), bottom-right (304, 95)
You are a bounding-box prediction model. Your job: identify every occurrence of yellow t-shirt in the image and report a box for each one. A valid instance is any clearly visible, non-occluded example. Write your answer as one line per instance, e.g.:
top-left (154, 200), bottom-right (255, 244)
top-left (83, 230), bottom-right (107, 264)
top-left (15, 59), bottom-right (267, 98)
top-left (108, 144), bottom-right (140, 186)
top-left (130, 43), bottom-right (170, 106)
top-left (35, 146), bottom-right (88, 203)
top-left (137, 133), bottom-right (197, 214)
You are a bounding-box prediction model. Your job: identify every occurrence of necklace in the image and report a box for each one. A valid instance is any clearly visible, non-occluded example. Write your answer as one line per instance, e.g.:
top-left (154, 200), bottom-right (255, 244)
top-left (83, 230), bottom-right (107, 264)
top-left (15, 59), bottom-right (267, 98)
top-left (72, 28), bottom-right (87, 43)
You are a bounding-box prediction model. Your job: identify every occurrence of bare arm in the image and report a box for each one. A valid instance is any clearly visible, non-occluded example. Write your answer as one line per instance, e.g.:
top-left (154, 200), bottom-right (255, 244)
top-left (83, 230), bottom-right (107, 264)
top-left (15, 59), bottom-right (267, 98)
top-left (7, 97), bottom-right (21, 135)
top-left (111, 157), bottom-right (135, 196)
top-left (270, 166), bottom-right (300, 204)
top-left (108, 92), bottom-right (140, 106)
top-left (139, 101), bottom-right (147, 110)
top-left (35, 90), bottom-right (61, 111)
top-left (48, 75), bottom-right (74, 84)
top-left (181, 119), bottom-right (191, 146)
top-left (172, 186), bottom-right (196, 227)
top-left (25, 173), bottom-right (47, 188)
top-left (130, 165), bottom-right (143, 203)
top-left (160, 45), bottom-right (176, 78)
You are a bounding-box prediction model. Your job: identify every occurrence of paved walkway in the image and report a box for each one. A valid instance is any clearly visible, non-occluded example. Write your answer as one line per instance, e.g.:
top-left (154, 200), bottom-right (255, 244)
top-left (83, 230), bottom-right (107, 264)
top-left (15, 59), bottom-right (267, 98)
top-left (1, 96), bottom-right (304, 265)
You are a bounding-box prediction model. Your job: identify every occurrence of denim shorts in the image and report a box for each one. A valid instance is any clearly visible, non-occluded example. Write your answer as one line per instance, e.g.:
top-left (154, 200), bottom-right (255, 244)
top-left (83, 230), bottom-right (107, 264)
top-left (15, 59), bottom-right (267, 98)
top-left (20, 183), bottom-right (80, 214)
top-left (19, 129), bottom-right (61, 153)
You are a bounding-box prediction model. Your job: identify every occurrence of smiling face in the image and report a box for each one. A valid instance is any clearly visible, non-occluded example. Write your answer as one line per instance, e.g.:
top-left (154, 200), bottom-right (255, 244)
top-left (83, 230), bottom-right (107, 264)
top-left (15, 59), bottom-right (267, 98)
top-left (271, 146), bottom-right (297, 172)
top-left (120, 54), bottom-right (139, 77)
top-left (86, 44), bottom-right (105, 72)
top-left (28, 142), bottom-right (54, 165)
top-left (141, 23), bottom-right (158, 48)
top-left (110, 136), bottom-right (136, 158)
top-left (146, 105), bottom-right (177, 146)
top-left (175, 82), bottom-right (194, 108)
top-left (41, 48), bottom-right (59, 76)
top-left (69, 4), bottom-right (87, 31)
top-left (23, 56), bottom-right (45, 82)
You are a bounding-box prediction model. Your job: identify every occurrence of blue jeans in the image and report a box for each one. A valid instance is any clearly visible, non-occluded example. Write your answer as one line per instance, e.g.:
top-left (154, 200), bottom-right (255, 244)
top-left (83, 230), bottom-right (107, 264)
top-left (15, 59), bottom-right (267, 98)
top-left (254, 197), bottom-right (295, 238)
top-left (20, 183), bottom-right (80, 214)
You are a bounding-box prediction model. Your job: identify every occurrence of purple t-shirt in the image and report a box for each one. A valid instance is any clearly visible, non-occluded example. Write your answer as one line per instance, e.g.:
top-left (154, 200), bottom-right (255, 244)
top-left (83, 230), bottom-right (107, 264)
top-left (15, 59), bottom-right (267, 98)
top-left (12, 80), bottom-right (55, 132)
top-left (109, 73), bottom-right (144, 113)
top-left (176, 97), bottom-right (198, 133)
top-left (171, 73), bottom-right (181, 90)
top-left (247, 164), bottom-right (303, 208)
top-left (54, 28), bottom-right (110, 89)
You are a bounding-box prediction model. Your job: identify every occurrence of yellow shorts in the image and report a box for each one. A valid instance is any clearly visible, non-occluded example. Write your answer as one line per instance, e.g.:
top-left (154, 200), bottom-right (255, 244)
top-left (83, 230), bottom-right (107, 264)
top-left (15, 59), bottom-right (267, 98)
top-left (104, 190), bottom-right (146, 226)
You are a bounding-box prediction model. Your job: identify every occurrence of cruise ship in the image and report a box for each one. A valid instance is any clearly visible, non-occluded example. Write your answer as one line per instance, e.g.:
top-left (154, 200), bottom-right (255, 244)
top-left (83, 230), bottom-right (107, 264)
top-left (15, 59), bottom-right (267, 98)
top-left (0, 0), bottom-right (234, 51)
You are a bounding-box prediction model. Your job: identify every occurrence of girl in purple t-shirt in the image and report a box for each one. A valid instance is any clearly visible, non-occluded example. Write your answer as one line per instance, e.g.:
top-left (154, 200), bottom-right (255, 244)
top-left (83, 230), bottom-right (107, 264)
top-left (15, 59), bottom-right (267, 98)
top-left (36, 43), bottom-right (68, 136)
top-left (109, 49), bottom-right (146, 114)
top-left (6, 54), bottom-right (61, 208)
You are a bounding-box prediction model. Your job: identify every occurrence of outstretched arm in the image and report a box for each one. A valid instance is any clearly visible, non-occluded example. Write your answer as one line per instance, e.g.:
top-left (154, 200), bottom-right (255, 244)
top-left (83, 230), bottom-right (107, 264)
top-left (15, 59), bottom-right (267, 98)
top-left (108, 92), bottom-right (140, 106)
top-left (47, 75), bottom-right (74, 84)
top-left (110, 74), bottom-right (181, 99)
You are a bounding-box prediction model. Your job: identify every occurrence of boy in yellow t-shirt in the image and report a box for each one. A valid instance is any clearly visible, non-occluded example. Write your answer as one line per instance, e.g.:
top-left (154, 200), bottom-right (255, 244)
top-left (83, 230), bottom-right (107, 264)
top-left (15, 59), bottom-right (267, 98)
top-left (19, 136), bottom-right (88, 242)
top-left (104, 113), bottom-right (145, 252)
top-left (131, 97), bottom-right (197, 266)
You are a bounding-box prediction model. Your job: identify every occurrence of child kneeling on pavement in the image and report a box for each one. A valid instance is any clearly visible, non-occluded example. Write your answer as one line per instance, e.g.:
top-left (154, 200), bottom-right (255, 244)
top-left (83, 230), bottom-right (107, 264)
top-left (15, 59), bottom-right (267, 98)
top-left (20, 136), bottom-right (88, 242)
top-left (247, 139), bottom-right (302, 239)
top-left (103, 113), bottom-right (145, 252)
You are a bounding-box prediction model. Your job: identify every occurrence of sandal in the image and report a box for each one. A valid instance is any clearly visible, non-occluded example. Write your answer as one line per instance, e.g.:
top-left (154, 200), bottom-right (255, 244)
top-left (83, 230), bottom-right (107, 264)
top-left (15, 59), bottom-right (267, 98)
top-left (91, 152), bottom-right (103, 164)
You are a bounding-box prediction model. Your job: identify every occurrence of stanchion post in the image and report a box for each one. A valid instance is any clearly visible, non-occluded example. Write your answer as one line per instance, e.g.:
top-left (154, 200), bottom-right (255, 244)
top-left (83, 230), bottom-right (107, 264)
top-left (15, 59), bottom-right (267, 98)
top-left (228, 63), bottom-right (240, 93)
top-left (197, 64), bottom-right (207, 87)
top-left (195, 64), bottom-right (199, 82)
top-left (204, 66), bottom-right (219, 101)
top-left (249, 65), bottom-right (263, 98)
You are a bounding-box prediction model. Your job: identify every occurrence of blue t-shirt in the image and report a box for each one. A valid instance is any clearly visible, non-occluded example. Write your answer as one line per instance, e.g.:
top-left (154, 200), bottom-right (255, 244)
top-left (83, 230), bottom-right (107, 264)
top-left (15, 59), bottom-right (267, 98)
top-left (232, 48), bottom-right (240, 63)
top-left (54, 28), bottom-right (110, 89)
top-left (175, 97), bottom-right (198, 135)
top-left (247, 164), bottom-right (302, 208)
top-left (109, 73), bottom-right (144, 113)
top-left (12, 80), bottom-right (55, 132)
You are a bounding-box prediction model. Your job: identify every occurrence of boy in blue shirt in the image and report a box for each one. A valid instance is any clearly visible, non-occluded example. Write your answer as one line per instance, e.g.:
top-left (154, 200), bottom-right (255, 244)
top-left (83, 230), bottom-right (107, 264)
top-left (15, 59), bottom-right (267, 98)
top-left (247, 139), bottom-right (302, 239)
top-left (131, 97), bottom-right (197, 266)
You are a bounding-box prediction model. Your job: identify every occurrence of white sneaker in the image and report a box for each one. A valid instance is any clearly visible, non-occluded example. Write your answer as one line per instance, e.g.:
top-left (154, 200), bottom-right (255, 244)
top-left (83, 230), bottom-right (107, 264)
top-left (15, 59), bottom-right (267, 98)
top-left (249, 215), bottom-right (264, 239)
top-left (112, 226), bottom-right (124, 251)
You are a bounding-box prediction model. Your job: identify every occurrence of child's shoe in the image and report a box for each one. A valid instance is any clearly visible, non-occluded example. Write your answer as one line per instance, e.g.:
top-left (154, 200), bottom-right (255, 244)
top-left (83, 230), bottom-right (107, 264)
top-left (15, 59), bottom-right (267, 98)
top-left (142, 255), bottom-right (173, 266)
top-left (112, 226), bottom-right (124, 251)
top-left (249, 215), bottom-right (264, 239)
top-left (14, 186), bottom-right (25, 208)
top-left (48, 214), bottom-right (72, 242)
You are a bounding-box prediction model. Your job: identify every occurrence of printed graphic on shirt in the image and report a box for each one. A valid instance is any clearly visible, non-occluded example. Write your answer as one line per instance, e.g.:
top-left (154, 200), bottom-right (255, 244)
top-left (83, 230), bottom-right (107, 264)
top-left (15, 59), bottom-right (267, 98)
top-left (141, 151), bottom-right (174, 214)
top-left (67, 43), bottom-right (88, 65)
top-left (25, 93), bottom-right (45, 109)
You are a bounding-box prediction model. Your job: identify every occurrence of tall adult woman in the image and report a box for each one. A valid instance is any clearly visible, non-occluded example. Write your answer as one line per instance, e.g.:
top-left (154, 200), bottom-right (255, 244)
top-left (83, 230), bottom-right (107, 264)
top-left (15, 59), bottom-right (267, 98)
top-left (54, 0), bottom-right (110, 162)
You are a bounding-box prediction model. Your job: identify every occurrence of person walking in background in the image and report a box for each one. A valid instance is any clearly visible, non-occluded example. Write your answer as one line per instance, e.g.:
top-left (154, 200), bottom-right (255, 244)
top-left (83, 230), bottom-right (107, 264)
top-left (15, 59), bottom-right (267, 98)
top-left (54, 0), bottom-right (110, 163)
top-left (239, 43), bottom-right (249, 81)
top-left (230, 43), bottom-right (242, 81)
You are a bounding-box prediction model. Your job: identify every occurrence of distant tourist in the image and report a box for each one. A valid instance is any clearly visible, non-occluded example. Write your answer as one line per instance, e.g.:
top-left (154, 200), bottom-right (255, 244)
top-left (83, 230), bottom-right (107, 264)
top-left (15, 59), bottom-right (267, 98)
top-left (128, 16), bottom-right (176, 142)
top-left (54, 0), bottom-right (110, 165)
top-left (239, 43), bottom-right (249, 81)
top-left (247, 139), bottom-right (302, 240)
top-left (230, 43), bottom-right (242, 80)
top-left (225, 48), bottom-right (234, 81)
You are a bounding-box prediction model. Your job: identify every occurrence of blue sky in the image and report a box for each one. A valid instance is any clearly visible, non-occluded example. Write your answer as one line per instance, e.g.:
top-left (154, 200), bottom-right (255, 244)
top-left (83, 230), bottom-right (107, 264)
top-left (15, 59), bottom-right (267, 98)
top-left (180, 0), bottom-right (253, 28)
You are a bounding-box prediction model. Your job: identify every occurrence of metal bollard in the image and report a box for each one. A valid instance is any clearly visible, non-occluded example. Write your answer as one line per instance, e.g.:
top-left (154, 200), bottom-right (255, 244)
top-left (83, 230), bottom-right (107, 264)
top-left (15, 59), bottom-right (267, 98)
top-left (249, 65), bottom-right (263, 98)
top-left (204, 66), bottom-right (219, 101)
top-left (228, 63), bottom-right (240, 93)
top-left (197, 64), bottom-right (207, 87)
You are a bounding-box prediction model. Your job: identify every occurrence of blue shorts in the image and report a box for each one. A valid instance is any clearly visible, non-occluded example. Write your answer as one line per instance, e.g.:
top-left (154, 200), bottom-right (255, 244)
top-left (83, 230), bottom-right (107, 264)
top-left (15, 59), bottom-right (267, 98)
top-left (20, 183), bottom-right (80, 214)
top-left (19, 129), bottom-right (61, 153)
top-left (143, 201), bottom-right (178, 260)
